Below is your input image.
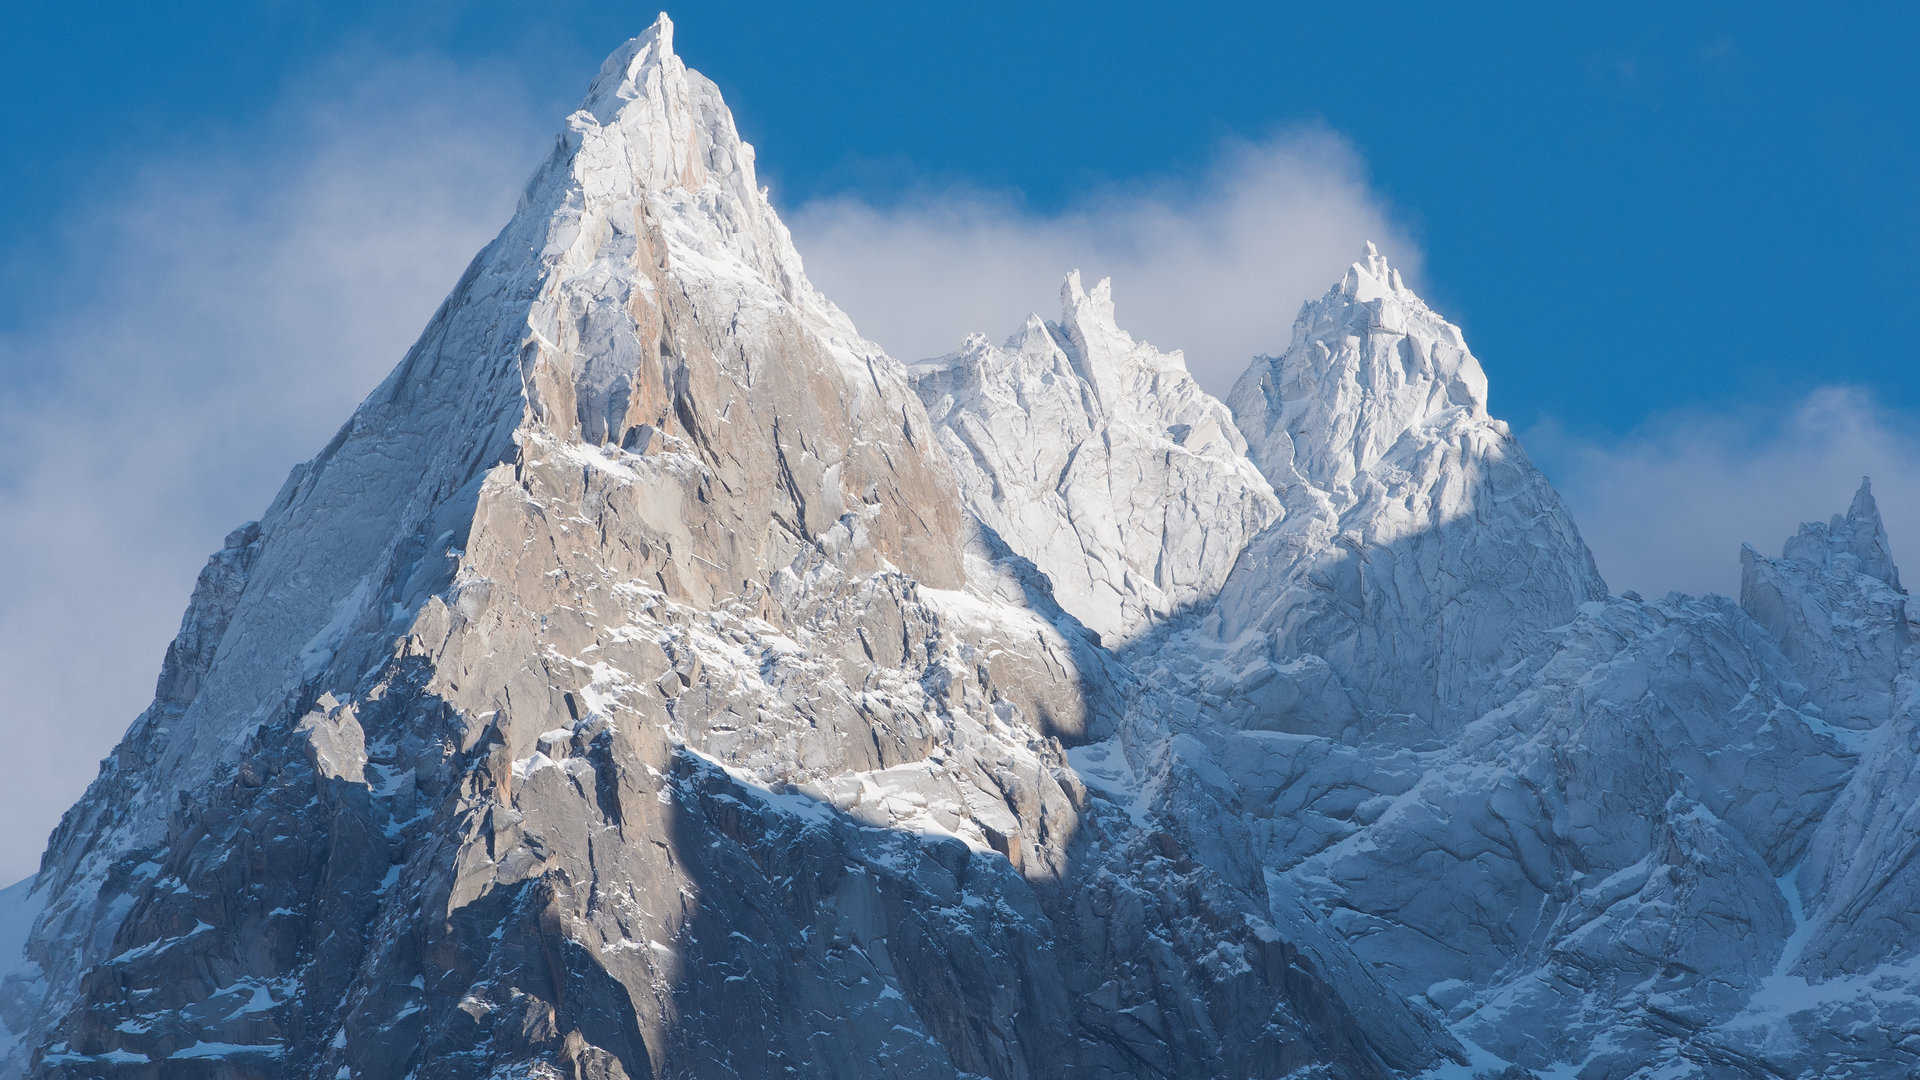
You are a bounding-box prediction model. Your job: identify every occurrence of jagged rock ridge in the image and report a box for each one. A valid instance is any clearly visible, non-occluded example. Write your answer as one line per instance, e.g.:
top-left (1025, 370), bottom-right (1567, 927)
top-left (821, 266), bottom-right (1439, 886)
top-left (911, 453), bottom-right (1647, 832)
top-left (1214, 243), bottom-right (1608, 742)
top-left (909, 271), bottom-right (1279, 644)
top-left (3, 15), bottom-right (1918, 1080)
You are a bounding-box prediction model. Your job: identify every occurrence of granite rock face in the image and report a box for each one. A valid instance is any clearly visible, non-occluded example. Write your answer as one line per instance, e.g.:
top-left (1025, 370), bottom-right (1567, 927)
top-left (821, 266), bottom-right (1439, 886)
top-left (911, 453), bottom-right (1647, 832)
top-left (1216, 246), bottom-right (1608, 742)
top-left (909, 273), bottom-right (1280, 644)
top-left (6, 16), bottom-right (1920, 1080)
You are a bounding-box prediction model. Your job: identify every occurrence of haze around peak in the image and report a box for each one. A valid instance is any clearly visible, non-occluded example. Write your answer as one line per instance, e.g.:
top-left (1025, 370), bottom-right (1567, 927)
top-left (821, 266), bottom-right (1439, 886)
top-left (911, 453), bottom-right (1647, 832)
top-left (1531, 388), bottom-right (1920, 599)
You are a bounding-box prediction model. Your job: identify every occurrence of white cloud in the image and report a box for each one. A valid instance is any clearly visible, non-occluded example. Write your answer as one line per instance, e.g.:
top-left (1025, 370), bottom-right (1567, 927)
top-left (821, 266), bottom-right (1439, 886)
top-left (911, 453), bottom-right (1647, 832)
top-left (1530, 387), bottom-right (1920, 599)
top-left (0, 54), bottom-right (547, 883)
top-left (784, 129), bottom-right (1420, 395)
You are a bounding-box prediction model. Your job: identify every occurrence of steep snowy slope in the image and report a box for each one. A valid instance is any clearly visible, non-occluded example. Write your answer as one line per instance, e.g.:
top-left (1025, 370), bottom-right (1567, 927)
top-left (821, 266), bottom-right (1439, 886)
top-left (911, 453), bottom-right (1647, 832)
top-left (925, 243), bottom-right (1920, 1076)
top-left (1214, 243), bottom-right (1607, 742)
top-left (910, 273), bottom-right (1279, 643)
top-left (0, 877), bottom-right (42, 1067)
top-left (1147, 341), bottom-right (1912, 1073)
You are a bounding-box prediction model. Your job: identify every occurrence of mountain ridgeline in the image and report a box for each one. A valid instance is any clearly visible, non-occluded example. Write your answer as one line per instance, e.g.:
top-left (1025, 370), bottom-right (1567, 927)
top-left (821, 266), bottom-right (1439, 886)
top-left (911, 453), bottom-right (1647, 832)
top-left (2, 15), bottom-right (1916, 1080)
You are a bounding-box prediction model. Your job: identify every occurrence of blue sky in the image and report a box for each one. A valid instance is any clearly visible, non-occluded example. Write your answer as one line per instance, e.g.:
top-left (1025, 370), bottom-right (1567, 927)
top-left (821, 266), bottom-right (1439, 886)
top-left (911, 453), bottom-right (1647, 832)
top-left (0, 2), bottom-right (1915, 880)
top-left (5, 3), bottom-right (1915, 427)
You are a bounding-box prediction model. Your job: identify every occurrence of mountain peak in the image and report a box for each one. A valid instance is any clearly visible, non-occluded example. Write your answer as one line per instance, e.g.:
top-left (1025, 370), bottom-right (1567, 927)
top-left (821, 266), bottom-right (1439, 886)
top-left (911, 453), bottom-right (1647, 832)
top-left (1778, 475), bottom-right (1905, 590)
top-left (1060, 268), bottom-right (1117, 325)
top-left (563, 18), bottom-right (736, 203)
top-left (1228, 247), bottom-right (1487, 495)
top-left (910, 275), bottom-right (1277, 641)
top-left (1051, 271), bottom-right (1196, 410)
top-left (20, 7), bottom-right (966, 934)
top-left (1850, 475), bottom-right (1884, 529)
top-left (562, 10), bottom-right (789, 284)
top-left (1742, 476), bottom-right (1909, 730)
top-left (1215, 249), bottom-right (1605, 736)
top-left (914, 272), bottom-right (1192, 419)
top-left (582, 13), bottom-right (678, 122)
top-left (1344, 239), bottom-right (1410, 301)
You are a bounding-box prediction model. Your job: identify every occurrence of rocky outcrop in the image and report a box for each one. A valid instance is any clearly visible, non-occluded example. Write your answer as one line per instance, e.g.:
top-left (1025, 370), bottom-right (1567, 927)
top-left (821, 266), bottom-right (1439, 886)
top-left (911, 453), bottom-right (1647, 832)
top-left (1741, 478), bottom-right (1908, 730)
top-left (1093, 478), bottom-right (1908, 1078)
top-left (910, 273), bottom-right (1279, 643)
top-left (1213, 243), bottom-right (1607, 742)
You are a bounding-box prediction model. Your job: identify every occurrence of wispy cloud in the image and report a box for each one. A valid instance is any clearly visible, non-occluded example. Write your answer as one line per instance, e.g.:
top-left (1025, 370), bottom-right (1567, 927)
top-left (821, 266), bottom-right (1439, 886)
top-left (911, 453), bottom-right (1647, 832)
top-left (785, 129), bottom-right (1419, 394)
top-left (0, 54), bottom-right (547, 882)
top-left (1530, 387), bottom-right (1920, 599)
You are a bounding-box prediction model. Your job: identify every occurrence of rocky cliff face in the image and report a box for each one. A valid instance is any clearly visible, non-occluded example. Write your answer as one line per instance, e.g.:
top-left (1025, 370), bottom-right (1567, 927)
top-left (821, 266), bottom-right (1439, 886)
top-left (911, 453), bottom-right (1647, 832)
top-left (5, 15), bottom-right (1919, 1080)
top-left (909, 273), bottom-right (1279, 644)
top-left (1215, 244), bottom-right (1608, 742)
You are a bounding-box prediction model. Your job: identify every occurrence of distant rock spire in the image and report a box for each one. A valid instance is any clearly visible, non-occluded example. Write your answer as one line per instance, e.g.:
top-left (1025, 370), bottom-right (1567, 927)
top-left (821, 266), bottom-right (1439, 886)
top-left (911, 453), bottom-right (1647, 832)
top-left (1846, 477), bottom-right (1904, 590)
top-left (1779, 476), bottom-right (1904, 591)
top-left (1742, 477), bottom-right (1908, 729)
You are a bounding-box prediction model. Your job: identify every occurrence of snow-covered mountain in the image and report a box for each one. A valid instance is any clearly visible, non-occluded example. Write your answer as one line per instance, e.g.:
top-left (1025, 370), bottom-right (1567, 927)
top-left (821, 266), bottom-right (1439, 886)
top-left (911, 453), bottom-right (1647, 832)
top-left (5, 15), bottom-right (1918, 1079)
top-left (908, 272), bottom-right (1279, 644)
top-left (1214, 243), bottom-right (1607, 742)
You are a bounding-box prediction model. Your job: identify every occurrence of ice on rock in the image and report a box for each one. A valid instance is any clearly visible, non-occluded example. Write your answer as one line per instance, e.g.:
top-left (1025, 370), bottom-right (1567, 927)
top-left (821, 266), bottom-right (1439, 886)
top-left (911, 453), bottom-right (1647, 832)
top-left (910, 272), bottom-right (1279, 643)
top-left (1213, 243), bottom-right (1606, 739)
top-left (1231, 240), bottom-right (1489, 493)
top-left (0, 876), bottom-right (46, 1066)
top-left (1771, 484), bottom-right (1920, 985)
top-left (1788, 476), bottom-right (1903, 590)
top-left (1794, 680), bottom-right (1920, 975)
top-left (1742, 476), bottom-right (1909, 731)
top-left (5, 19), bottom-right (1450, 1080)
top-left (1120, 486), bottom-right (1894, 1076)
